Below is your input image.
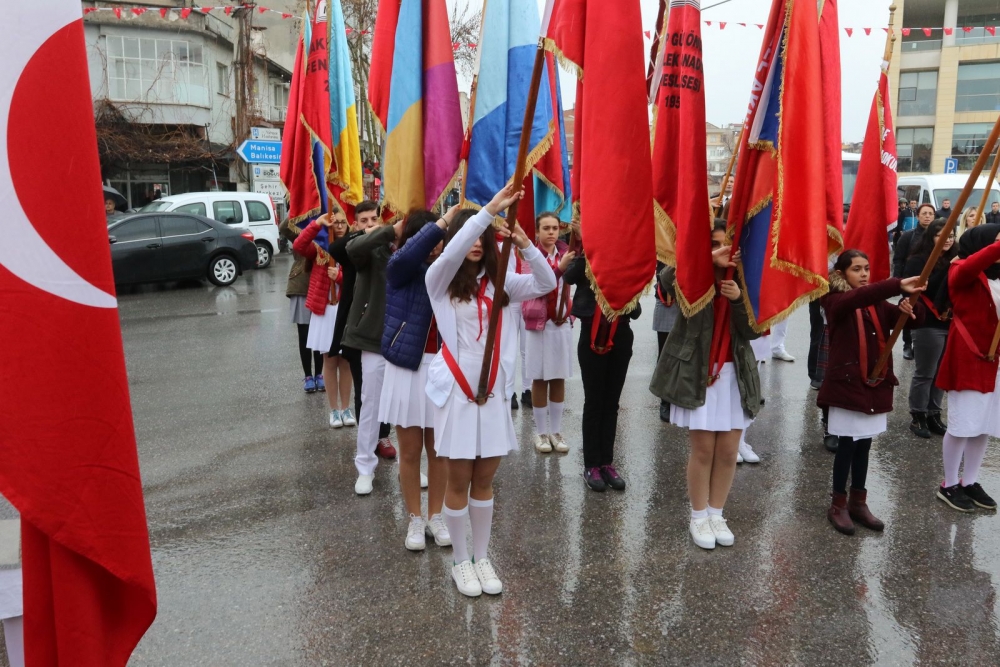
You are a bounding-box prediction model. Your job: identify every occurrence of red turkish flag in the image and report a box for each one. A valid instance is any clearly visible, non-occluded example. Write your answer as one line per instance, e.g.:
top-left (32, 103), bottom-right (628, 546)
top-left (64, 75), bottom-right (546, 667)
top-left (0, 4), bottom-right (157, 664)
top-left (988, 26), bottom-right (996, 36)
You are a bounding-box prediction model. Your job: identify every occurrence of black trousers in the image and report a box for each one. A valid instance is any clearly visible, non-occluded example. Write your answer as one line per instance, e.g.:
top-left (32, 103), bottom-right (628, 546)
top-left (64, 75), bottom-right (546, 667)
top-left (807, 300), bottom-right (824, 382)
top-left (578, 318), bottom-right (634, 468)
top-left (296, 324), bottom-right (324, 378)
top-left (832, 436), bottom-right (872, 494)
top-left (342, 345), bottom-right (391, 438)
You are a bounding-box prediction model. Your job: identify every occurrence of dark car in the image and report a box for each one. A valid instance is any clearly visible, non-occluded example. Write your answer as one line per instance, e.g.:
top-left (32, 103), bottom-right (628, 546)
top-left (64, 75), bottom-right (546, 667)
top-left (108, 212), bottom-right (257, 287)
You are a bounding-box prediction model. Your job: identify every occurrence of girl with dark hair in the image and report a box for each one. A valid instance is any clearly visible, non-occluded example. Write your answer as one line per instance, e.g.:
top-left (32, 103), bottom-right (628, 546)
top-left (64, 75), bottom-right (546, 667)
top-left (819, 250), bottom-right (925, 535)
top-left (425, 184), bottom-right (556, 597)
top-left (522, 212), bottom-right (577, 453)
top-left (934, 224), bottom-right (1000, 512)
top-left (903, 220), bottom-right (956, 438)
top-left (379, 208), bottom-right (458, 551)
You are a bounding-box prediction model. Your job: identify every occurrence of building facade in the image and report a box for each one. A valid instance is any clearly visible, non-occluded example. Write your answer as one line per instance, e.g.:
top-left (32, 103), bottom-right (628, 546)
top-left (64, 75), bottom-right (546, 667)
top-left (891, 0), bottom-right (1000, 174)
top-left (706, 122), bottom-right (740, 191)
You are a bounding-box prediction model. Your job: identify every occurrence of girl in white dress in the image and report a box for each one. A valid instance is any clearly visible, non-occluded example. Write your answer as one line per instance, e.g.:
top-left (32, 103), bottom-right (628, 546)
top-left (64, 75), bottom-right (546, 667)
top-left (522, 213), bottom-right (577, 453)
top-left (425, 185), bottom-right (556, 597)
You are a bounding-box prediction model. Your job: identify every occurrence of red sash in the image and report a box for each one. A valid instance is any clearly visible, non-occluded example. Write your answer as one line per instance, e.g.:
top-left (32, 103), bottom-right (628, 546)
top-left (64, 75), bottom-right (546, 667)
top-left (708, 293), bottom-right (733, 385)
top-left (858, 305), bottom-right (887, 386)
top-left (441, 276), bottom-right (503, 403)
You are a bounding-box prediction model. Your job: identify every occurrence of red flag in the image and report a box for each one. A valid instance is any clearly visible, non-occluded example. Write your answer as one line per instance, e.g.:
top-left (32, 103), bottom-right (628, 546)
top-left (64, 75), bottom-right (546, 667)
top-left (181, 8), bottom-right (192, 19)
top-left (225, 6), bottom-right (234, 16)
top-left (944, 27), bottom-right (953, 35)
top-left (845, 64), bottom-right (898, 282)
top-left (0, 4), bottom-right (156, 664)
top-left (367, 0), bottom-right (402, 131)
top-left (864, 27), bottom-right (872, 35)
top-left (113, 7), bottom-right (122, 19)
top-left (131, 8), bottom-right (146, 16)
top-left (988, 26), bottom-right (996, 37)
top-left (159, 7), bottom-right (168, 18)
top-left (902, 27), bottom-right (911, 36)
top-left (651, 0), bottom-right (714, 316)
top-left (544, 0), bottom-right (656, 318)
top-left (720, 22), bottom-right (727, 30)
top-left (845, 27), bottom-right (853, 37)
top-left (922, 27), bottom-right (932, 37)
top-left (819, 0), bottom-right (844, 246)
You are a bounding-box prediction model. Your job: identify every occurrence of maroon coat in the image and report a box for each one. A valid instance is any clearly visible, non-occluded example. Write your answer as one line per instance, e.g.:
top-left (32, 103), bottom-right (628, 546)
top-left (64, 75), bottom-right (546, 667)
top-left (292, 221), bottom-right (340, 316)
top-left (817, 276), bottom-right (923, 415)
top-left (936, 241), bottom-right (1000, 393)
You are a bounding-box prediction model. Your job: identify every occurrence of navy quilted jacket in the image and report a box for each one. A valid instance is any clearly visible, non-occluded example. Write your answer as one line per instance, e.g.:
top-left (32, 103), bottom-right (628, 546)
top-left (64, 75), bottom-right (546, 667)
top-left (382, 222), bottom-right (446, 370)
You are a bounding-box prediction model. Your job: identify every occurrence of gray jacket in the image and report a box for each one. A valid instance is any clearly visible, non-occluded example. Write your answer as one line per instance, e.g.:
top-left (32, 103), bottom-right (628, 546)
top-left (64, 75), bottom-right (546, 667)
top-left (649, 266), bottom-right (762, 416)
top-left (341, 224), bottom-right (396, 354)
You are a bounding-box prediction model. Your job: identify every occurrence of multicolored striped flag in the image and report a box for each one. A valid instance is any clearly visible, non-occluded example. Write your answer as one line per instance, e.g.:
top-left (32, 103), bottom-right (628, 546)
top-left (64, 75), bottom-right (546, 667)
top-left (372, 0), bottom-right (464, 216)
top-left (327, 0), bottom-right (364, 221)
top-left (530, 51), bottom-right (573, 223)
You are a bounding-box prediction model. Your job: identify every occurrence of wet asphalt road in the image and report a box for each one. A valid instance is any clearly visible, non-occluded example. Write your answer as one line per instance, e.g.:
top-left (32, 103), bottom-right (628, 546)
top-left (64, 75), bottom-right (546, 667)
top-left (120, 255), bottom-right (1000, 666)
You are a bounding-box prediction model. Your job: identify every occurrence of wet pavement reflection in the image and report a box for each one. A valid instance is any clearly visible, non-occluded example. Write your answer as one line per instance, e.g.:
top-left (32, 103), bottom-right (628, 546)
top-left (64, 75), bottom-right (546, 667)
top-left (121, 256), bottom-right (1000, 666)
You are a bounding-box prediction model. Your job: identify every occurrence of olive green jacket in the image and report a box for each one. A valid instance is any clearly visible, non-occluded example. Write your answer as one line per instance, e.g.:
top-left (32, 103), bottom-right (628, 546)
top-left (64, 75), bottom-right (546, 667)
top-left (279, 218), bottom-right (310, 298)
top-left (649, 266), bottom-right (762, 417)
top-left (341, 224), bottom-right (396, 354)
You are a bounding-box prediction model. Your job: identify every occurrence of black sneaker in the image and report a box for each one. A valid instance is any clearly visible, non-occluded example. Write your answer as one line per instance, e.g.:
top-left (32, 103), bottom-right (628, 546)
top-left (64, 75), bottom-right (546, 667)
top-left (909, 413), bottom-right (931, 439)
top-left (927, 413), bottom-right (947, 436)
top-left (961, 482), bottom-right (997, 510)
top-left (810, 379), bottom-right (822, 390)
top-left (521, 389), bottom-right (532, 406)
top-left (823, 433), bottom-right (839, 453)
top-left (511, 393), bottom-right (519, 410)
top-left (600, 465), bottom-right (626, 491)
top-left (902, 344), bottom-right (914, 360)
top-left (937, 483), bottom-right (975, 512)
top-left (584, 467), bottom-right (606, 492)
top-left (659, 401), bottom-right (671, 423)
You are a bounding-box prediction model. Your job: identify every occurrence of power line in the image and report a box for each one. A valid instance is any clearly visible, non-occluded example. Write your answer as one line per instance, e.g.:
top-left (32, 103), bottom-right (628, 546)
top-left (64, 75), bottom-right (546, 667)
top-left (702, 0), bottom-right (737, 11)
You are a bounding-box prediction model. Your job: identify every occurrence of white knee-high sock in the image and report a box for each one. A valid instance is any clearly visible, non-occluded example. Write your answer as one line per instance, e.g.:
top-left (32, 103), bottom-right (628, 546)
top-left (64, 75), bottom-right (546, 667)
top-left (443, 505), bottom-right (470, 563)
top-left (962, 434), bottom-right (990, 485)
top-left (468, 497), bottom-right (494, 561)
top-left (942, 433), bottom-right (967, 487)
top-left (549, 401), bottom-right (564, 434)
top-left (533, 406), bottom-right (549, 435)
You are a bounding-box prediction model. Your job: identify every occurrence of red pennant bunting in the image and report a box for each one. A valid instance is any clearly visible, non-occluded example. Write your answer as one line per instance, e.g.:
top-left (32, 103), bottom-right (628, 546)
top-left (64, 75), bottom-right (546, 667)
top-left (258, 6), bottom-right (268, 13)
top-left (131, 8), bottom-right (146, 16)
top-left (755, 24), bottom-right (763, 29)
top-left (160, 8), bottom-right (168, 18)
top-left (181, 8), bottom-right (192, 19)
top-left (225, 6), bottom-right (234, 16)
top-left (83, 7), bottom-right (97, 14)
top-left (845, 27), bottom-right (853, 36)
top-left (738, 22), bottom-right (746, 27)
top-left (705, 21), bottom-right (712, 26)
top-left (643, 30), bottom-right (651, 38)
top-left (719, 22), bottom-right (726, 29)
top-left (922, 27), bottom-right (932, 37)
top-left (201, 6), bottom-right (214, 13)
top-left (282, 13), bottom-right (292, 19)
top-left (864, 27), bottom-right (871, 35)
top-left (902, 27), bottom-right (911, 36)
top-left (883, 28), bottom-right (889, 33)
top-left (988, 26), bottom-right (997, 36)
top-left (346, 27), bottom-right (353, 34)
top-left (944, 27), bottom-right (953, 35)
top-left (963, 26), bottom-right (973, 33)
top-left (113, 7), bottom-right (121, 19)
top-left (452, 42), bottom-right (460, 50)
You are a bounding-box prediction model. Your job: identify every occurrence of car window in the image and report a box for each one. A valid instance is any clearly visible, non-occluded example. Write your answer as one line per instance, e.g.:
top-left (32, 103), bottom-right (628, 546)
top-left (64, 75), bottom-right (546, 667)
top-left (160, 216), bottom-right (208, 237)
top-left (174, 202), bottom-right (207, 216)
top-left (139, 201), bottom-right (172, 212)
top-left (213, 201), bottom-right (244, 224)
top-left (112, 218), bottom-right (158, 242)
top-left (246, 200), bottom-right (272, 222)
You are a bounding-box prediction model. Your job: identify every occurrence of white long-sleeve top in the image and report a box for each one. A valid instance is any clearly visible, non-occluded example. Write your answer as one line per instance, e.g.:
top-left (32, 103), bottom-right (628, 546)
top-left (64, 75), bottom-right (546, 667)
top-left (424, 208), bottom-right (556, 407)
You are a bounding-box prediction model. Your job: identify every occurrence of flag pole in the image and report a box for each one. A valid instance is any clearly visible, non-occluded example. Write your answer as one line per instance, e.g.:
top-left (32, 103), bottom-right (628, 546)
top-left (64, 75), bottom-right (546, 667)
top-left (645, 0), bottom-right (668, 97)
top-left (459, 0), bottom-right (490, 208)
top-left (868, 112), bottom-right (1000, 382)
top-left (712, 124), bottom-right (744, 218)
top-left (475, 40), bottom-right (547, 403)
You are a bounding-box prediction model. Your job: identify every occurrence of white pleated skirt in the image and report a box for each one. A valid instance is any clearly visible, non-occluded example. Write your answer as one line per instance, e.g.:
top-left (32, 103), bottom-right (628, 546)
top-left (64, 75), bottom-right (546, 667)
top-left (750, 335), bottom-right (771, 363)
top-left (379, 354), bottom-right (436, 429)
top-left (670, 363), bottom-right (751, 432)
top-left (948, 387), bottom-right (1000, 439)
top-left (0, 569), bottom-right (22, 619)
top-left (432, 352), bottom-right (518, 460)
top-left (827, 406), bottom-right (887, 440)
top-left (524, 320), bottom-right (574, 381)
top-left (306, 304), bottom-right (337, 353)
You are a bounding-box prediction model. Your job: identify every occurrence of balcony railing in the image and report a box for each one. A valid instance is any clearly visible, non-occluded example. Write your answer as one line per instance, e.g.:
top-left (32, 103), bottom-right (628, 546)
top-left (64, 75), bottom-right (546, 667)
top-left (901, 38), bottom-right (943, 52)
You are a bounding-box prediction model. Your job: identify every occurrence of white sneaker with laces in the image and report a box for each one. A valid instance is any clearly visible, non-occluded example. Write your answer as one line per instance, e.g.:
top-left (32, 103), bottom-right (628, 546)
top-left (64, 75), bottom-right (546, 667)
top-left (425, 513), bottom-right (452, 546)
top-left (420, 472), bottom-right (428, 489)
top-left (473, 558), bottom-right (503, 595)
top-left (738, 442), bottom-right (760, 463)
top-left (341, 408), bottom-right (357, 426)
top-left (405, 515), bottom-right (426, 551)
top-left (550, 433), bottom-right (569, 453)
top-left (690, 517), bottom-right (716, 550)
top-left (534, 434), bottom-right (552, 453)
top-left (708, 514), bottom-right (735, 546)
top-left (329, 409), bottom-right (343, 428)
top-left (452, 560), bottom-right (482, 597)
top-left (772, 348), bottom-right (795, 362)
top-left (354, 474), bottom-right (374, 495)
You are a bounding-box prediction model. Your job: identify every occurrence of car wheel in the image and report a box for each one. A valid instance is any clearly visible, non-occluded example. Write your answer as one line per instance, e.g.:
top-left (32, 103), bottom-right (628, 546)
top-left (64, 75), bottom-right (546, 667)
top-left (209, 255), bottom-right (239, 286)
top-left (255, 241), bottom-right (272, 269)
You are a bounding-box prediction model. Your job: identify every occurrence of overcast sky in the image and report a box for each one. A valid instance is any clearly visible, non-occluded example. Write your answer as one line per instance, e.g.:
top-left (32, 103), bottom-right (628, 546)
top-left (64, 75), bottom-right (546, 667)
top-left (448, 0), bottom-right (893, 142)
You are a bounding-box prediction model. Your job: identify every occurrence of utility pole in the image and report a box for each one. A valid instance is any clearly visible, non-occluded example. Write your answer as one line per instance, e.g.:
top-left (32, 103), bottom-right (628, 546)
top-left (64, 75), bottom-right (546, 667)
top-left (233, 2), bottom-right (255, 191)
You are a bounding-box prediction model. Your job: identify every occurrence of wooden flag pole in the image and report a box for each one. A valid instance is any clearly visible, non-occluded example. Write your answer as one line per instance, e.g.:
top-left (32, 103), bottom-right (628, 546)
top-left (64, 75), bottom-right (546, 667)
top-left (868, 113), bottom-right (1000, 382)
top-left (712, 124), bottom-right (744, 218)
top-left (475, 41), bottom-right (547, 403)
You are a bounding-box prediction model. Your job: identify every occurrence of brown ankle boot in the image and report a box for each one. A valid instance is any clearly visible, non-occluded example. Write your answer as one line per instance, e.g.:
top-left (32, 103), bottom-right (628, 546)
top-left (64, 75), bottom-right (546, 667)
top-left (848, 489), bottom-right (884, 531)
top-left (827, 492), bottom-right (855, 535)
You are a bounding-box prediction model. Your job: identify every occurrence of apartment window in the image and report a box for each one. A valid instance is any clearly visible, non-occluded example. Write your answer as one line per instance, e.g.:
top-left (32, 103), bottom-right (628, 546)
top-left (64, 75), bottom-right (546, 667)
top-left (956, 62), bottom-right (1000, 112)
top-left (107, 35), bottom-right (208, 106)
top-left (217, 63), bottom-right (230, 96)
top-left (952, 123), bottom-right (997, 170)
top-left (897, 127), bottom-right (933, 173)
top-left (897, 71), bottom-right (937, 116)
top-left (272, 83), bottom-right (289, 120)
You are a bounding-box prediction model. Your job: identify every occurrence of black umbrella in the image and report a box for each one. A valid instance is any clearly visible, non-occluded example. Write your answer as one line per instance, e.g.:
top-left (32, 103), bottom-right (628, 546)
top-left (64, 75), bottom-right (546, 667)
top-left (103, 185), bottom-right (128, 212)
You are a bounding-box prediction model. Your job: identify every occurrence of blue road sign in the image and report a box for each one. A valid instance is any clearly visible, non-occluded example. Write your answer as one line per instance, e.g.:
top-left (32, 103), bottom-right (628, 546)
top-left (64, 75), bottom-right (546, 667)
top-left (237, 140), bottom-right (282, 164)
top-left (944, 157), bottom-right (958, 174)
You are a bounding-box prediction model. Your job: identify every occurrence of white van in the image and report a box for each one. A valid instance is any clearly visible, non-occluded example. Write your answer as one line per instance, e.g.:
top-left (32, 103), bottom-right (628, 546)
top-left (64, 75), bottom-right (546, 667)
top-left (141, 192), bottom-right (281, 268)
top-left (897, 174), bottom-right (1000, 214)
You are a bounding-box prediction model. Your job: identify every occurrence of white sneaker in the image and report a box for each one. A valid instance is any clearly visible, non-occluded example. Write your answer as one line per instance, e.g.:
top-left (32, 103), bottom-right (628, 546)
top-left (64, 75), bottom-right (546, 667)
top-left (534, 433), bottom-right (552, 453)
top-left (708, 514), bottom-right (734, 546)
top-left (329, 409), bottom-right (343, 428)
top-left (451, 560), bottom-right (482, 597)
top-left (738, 442), bottom-right (760, 463)
top-left (405, 515), bottom-right (426, 551)
top-left (425, 514), bottom-right (452, 546)
top-left (473, 558), bottom-right (503, 595)
top-left (354, 474), bottom-right (374, 495)
top-left (737, 451), bottom-right (744, 464)
top-left (341, 408), bottom-right (357, 426)
top-left (550, 433), bottom-right (569, 453)
top-left (772, 348), bottom-right (795, 362)
top-left (689, 517), bottom-right (716, 550)
top-left (420, 472), bottom-right (428, 489)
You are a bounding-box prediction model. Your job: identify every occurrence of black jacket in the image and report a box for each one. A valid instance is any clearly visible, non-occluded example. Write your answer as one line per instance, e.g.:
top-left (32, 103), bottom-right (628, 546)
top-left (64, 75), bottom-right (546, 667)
top-left (986, 211), bottom-right (1000, 226)
top-left (330, 230), bottom-right (365, 349)
top-left (563, 255), bottom-right (641, 322)
top-left (892, 225), bottom-right (928, 278)
top-left (902, 253), bottom-right (950, 330)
